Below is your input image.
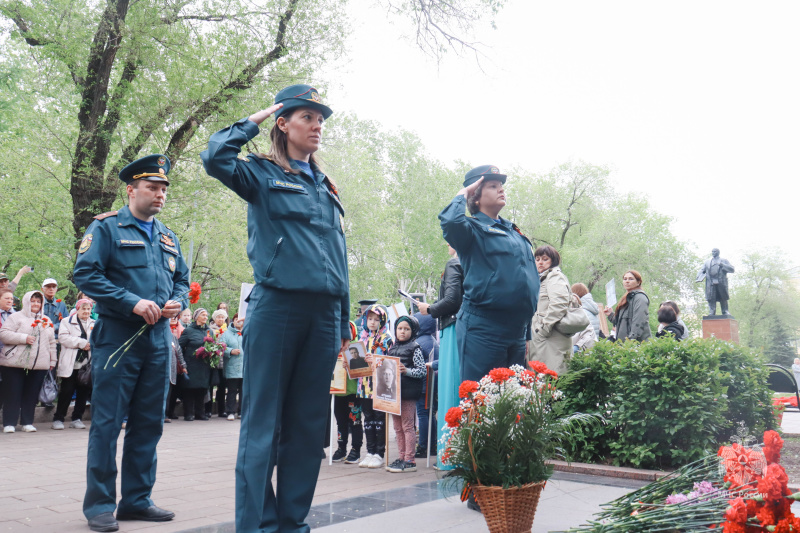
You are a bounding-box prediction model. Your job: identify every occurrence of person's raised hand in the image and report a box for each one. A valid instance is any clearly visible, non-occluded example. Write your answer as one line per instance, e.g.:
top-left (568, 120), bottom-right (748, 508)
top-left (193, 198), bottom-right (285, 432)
top-left (133, 299), bottom-right (162, 325)
top-left (458, 177), bottom-right (484, 199)
top-left (248, 103), bottom-right (285, 126)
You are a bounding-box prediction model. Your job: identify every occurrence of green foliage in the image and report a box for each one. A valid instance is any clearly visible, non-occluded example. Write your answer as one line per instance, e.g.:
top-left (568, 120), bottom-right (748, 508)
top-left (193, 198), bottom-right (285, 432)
top-left (558, 337), bottom-right (775, 469)
top-left (728, 249), bottom-right (800, 366)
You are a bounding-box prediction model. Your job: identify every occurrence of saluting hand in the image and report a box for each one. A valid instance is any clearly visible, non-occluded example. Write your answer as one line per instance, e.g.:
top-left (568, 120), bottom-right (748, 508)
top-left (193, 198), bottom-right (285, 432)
top-left (133, 299), bottom-right (162, 325)
top-left (248, 103), bottom-right (285, 126)
top-left (458, 176), bottom-right (484, 199)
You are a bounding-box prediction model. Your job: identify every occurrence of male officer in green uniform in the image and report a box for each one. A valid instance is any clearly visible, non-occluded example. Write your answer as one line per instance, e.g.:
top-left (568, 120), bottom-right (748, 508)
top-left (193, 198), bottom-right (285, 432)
top-left (73, 154), bottom-right (189, 532)
top-left (439, 165), bottom-right (539, 383)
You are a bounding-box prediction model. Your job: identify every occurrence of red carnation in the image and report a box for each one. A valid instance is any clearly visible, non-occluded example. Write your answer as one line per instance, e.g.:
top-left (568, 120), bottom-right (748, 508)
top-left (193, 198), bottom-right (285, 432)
top-left (763, 430), bottom-right (784, 465)
top-left (188, 282), bottom-right (202, 304)
top-left (56, 299), bottom-right (61, 303)
top-left (724, 497), bottom-right (748, 524)
top-left (458, 381), bottom-right (479, 398)
top-left (445, 407), bottom-right (463, 428)
top-left (528, 360), bottom-right (558, 377)
top-left (488, 368), bottom-right (515, 383)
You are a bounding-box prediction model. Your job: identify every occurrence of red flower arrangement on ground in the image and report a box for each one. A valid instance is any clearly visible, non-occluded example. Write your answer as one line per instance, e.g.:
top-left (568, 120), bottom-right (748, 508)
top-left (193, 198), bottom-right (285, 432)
top-left (487, 367), bottom-right (515, 383)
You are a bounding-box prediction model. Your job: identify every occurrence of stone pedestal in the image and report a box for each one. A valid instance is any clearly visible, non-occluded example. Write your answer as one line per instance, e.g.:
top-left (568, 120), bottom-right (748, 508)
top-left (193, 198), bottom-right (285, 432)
top-left (702, 316), bottom-right (739, 343)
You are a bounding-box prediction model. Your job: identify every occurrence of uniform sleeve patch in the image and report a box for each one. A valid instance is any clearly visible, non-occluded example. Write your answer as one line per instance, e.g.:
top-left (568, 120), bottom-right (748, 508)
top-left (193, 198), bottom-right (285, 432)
top-left (79, 234), bottom-right (93, 254)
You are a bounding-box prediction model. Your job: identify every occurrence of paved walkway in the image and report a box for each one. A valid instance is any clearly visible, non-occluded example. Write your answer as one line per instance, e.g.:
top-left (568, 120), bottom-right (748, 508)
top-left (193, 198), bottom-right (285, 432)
top-left (0, 413), bottom-right (643, 532)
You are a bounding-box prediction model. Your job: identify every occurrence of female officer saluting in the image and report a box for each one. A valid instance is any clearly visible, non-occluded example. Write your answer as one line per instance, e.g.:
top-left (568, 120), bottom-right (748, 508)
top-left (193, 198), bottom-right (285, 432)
top-left (439, 166), bottom-right (540, 383)
top-left (201, 85), bottom-right (350, 533)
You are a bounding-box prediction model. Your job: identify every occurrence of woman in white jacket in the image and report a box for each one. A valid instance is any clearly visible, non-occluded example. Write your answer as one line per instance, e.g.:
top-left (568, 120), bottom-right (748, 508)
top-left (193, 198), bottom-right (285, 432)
top-left (0, 290), bottom-right (57, 432)
top-left (52, 299), bottom-right (95, 430)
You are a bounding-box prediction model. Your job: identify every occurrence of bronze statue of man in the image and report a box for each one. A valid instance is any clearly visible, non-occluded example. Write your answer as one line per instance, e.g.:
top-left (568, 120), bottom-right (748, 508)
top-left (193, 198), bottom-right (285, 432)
top-left (696, 248), bottom-right (735, 316)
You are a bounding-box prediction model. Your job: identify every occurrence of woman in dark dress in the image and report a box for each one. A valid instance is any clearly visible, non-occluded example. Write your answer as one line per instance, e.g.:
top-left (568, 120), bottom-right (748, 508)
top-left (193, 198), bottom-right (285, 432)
top-left (178, 308), bottom-right (212, 421)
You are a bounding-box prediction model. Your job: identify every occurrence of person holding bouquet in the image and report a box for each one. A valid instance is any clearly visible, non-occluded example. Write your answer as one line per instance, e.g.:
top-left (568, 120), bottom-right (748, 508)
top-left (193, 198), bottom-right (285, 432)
top-left (201, 84), bottom-right (350, 532)
top-left (178, 309), bottom-right (213, 421)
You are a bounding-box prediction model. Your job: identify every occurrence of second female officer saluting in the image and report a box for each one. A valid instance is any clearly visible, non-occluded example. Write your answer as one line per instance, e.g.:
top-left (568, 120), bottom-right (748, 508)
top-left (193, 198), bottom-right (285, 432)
top-left (201, 84), bottom-right (350, 533)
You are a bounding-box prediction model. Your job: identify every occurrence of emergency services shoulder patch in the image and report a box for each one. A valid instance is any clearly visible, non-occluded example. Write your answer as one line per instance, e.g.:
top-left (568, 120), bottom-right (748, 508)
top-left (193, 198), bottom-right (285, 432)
top-left (168, 256), bottom-right (176, 272)
top-left (79, 234), bottom-right (93, 254)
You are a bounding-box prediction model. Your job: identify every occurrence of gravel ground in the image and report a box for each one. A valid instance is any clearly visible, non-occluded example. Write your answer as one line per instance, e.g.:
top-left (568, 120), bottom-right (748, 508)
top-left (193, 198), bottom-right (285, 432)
top-left (783, 437), bottom-right (800, 486)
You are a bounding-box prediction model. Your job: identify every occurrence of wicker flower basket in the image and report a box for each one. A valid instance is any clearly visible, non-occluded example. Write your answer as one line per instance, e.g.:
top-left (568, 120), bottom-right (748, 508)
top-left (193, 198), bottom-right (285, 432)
top-left (471, 480), bottom-right (546, 533)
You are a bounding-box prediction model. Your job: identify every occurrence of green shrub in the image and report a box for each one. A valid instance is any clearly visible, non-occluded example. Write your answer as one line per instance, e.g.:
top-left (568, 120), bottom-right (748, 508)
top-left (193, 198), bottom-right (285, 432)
top-left (557, 337), bottom-right (775, 469)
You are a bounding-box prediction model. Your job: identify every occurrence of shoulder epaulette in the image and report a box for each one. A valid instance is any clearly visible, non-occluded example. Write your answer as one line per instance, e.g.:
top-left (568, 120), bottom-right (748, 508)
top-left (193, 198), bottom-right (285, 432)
top-left (94, 211), bottom-right (118, 220)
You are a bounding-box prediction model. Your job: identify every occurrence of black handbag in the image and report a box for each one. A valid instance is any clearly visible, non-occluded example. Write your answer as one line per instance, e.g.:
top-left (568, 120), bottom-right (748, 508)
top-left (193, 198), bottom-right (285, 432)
top-left (77, 360), bottom-right (92, 387)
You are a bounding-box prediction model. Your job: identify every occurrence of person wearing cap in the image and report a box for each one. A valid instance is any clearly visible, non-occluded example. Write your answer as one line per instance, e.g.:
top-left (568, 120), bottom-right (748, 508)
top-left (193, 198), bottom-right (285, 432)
top-left (439, 165), bottom-right (540, 383)
top-left (73, 154), bottom-right (189, 532)
top-left (0, 266), bottom-right (32, 293)
top-left (41, 278), bottom-right (68, 340)
top-left (200, 84), bottom-right (350, 532)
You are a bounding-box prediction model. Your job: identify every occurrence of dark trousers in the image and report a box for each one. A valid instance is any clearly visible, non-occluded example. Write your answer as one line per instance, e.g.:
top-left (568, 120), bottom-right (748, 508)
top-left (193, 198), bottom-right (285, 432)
top-left (54, 371), bottom-right (91, 422)
top-left (206, 370), bottom-right (226, 415)
top-left (0, 367), bottom-right (47, 427)
top-left (416, 393), bottom-right (437, 452)
top-left (333, 394), bottom-right (362, 451)
top-left (225, 378), bottom-right (243, 415)
top-left (182, 388), bottom-right (207, 419)
top-left (166, 383), bottom-right (184, 419)
top-left (457, 310), bottom-right (527, 382)
top-left (236, 286), bottom-right (340, 533)
top-left (361, 398), bottom-right (386, 457)
top-left (83, 318), bottom-right (170, 520)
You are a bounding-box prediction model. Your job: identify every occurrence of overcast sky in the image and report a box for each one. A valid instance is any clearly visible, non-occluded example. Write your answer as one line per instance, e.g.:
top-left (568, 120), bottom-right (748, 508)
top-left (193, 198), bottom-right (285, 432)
top-left (321, 0), bottom-right (800, 270)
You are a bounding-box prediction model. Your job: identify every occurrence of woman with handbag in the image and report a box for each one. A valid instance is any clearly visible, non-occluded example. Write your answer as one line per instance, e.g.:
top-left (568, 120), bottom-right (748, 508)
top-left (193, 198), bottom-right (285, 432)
top-left (0, 290), bottom-right (57, 432)
top-left (52, 299), bottom-right (95, 430)
top-left (529, 245), bottom-right (574, 375)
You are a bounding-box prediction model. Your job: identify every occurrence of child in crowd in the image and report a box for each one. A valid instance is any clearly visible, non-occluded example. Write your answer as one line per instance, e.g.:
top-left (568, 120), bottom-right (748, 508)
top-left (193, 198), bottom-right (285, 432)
top-left (386, 315), bottom-right (427, 473)
top-left (357, 304), bottom-right (393, 468)
top-left (333, 321), bottom-right (363, 464)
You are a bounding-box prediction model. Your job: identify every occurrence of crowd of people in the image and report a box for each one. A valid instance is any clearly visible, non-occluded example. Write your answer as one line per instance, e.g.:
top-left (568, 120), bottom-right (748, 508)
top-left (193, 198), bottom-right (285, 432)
top-left (0, 83), bottom-right (694, 533)
top-left (0, 271), bottom-right (245, 433)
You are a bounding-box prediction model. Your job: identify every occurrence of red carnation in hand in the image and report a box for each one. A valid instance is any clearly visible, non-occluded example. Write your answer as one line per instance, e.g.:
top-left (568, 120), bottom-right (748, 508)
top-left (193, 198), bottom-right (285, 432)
top-left (458, 381), bottom-right (479, 398)
top-left (488, 368), bottom-right (515, 383)
top-left (445, 407), bottom-right (463, 428)
top-left (188, 282), bottom-right (202, 304)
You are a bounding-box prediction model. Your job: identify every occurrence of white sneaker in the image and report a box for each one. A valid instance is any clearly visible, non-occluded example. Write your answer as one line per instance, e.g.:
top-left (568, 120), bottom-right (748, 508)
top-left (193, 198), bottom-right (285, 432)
top-left (70, 420), bottom-right (86, 429)
top-left (3, 426), bottom-right (14, 433)
top-left (22, 425), bottom-right (37, 432)
top-left (51, 421), bottom-right (65, 430)
top-left (358, 453), bottom-right (374, 468)
top-left (227, 414), bottom-right (235, 421)
top-left (367, 455), bottom-right (384, 468)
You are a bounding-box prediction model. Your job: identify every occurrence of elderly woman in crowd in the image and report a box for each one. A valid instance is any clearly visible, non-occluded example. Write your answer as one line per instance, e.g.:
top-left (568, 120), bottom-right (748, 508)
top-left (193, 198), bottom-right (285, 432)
top-left (220, 313), bottom-right (244, 420)
top-left (52, 298), bottom-right (95, 430)
top-left (0, 290), bottom-right (57, 432)
top-left (530, 245), bottom-right (573, 375)
top-left (208, 308), bottom-right (228, 417)
top-left (604, 270), bottom-right (652, 341)
top-left (166, 316), bottom-right (189, 422)
top-left (0, 289), bottom-right (15, 363)
top-left (179, 308), bottom-right (213, 421)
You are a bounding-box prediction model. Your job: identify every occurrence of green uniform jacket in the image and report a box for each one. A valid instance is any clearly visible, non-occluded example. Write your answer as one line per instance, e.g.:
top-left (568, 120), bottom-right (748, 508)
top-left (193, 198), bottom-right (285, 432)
top-left (439, 195), bottom-right (539, 323)
top-left (200, 118), bottom-right (351, 339)
top-left (73, 206), bottom-right (190, 322)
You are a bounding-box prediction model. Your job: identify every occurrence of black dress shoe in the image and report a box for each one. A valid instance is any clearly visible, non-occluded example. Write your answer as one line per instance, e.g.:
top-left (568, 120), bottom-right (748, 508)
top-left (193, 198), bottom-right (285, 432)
top-left (88, 512), bottom-right (118, 532)
top-left (117, 505), bottom-right (175, 522)
top-left (200, 415), bottom-right (210, 421)
top-left (184, 415), bottom-right (195, 421)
